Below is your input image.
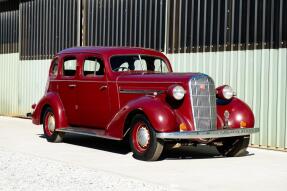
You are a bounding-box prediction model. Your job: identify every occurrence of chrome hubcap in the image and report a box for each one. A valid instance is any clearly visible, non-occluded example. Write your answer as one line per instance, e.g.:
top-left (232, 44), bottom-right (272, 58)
top-left (137, 126), bottom-right (150, 148)
top-left (47, 115), bottom-right (55, 132)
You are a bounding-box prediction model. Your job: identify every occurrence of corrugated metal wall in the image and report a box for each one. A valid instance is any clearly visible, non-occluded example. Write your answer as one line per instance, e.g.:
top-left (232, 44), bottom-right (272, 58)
top-left (0, 53), bottom-right (19, 116)
top-left (0, 53), bottom-right (50, 116)
top-left (83, 0), bottom-right (166, 51)
top-left (0, 10), bottom-right (18, 53)
top-left (168, 48), bottom-right (287, 150)
top-left (19, 0), bottom-right (80, 60)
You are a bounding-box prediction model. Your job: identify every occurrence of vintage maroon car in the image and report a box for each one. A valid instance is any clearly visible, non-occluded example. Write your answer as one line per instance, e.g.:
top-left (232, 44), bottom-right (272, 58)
top-left (31, 47), bottom-right (259, 161)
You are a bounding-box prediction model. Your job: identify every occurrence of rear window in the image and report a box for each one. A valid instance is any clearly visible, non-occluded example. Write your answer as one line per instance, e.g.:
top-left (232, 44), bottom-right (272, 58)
top-left (83, 57), bottom-right (105, 77)
top-left (63, 57), bottom-right (77, 76)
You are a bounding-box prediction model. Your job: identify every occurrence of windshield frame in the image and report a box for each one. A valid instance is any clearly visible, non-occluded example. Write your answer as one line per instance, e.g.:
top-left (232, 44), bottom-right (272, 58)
top-left (109, 54), bottom-right (172, 73)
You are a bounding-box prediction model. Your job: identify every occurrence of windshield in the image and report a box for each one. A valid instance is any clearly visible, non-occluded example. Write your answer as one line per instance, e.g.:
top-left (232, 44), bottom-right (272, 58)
top-left (110, 55), bottom-right (170, 73)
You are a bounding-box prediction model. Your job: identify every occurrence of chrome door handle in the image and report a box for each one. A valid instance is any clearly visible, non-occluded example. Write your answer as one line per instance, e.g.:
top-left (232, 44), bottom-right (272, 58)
top-left (68, 84), bottom-right (77, 88)
top-left (99, 85), bottom-right (107, 91)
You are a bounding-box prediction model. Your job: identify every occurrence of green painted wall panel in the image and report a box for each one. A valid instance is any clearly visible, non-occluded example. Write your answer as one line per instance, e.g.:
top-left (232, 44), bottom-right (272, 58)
top-left (0, 53), bottom-right (50, 116)
top-left (0, 53), bottom-right (19, 116)
top-left (167, 48), bottom-right (287, 150)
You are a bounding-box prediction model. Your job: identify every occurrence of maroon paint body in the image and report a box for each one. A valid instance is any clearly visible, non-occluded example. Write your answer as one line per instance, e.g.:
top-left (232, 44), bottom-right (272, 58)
top-left (32, 47), bottom-right (255, 140)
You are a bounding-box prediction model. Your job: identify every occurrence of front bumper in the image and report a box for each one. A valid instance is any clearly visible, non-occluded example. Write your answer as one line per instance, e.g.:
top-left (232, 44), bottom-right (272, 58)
top-left (156, 128), bottom-right (259, 139)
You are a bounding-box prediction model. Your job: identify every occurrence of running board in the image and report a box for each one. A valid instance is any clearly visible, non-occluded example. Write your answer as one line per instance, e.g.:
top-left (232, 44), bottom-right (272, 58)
top-left (56, 127), bottom-right (121, 141)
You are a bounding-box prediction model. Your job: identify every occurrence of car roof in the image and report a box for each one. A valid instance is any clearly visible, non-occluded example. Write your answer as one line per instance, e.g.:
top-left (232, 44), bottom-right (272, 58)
top-left (57, 46), bottom-right (164, 57)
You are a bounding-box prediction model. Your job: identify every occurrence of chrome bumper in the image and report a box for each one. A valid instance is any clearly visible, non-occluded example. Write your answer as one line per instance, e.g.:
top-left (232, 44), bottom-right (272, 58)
top-left (156, 128), bottom-right (259, 139)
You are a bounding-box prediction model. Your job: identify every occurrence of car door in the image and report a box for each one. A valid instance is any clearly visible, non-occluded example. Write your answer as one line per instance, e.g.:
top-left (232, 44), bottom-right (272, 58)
top-left (77, 55), bottom-right (110, 129)
top-left (57, 55), bottom-right (80, 126)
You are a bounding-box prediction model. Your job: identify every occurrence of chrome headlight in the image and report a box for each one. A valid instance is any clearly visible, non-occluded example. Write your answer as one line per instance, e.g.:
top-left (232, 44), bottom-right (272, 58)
top-left (216, 85), bottom-right (235, 100)
top-left (171, 85), bottom-right (186, 100)
top-left (222, 85), bottom-right (234, 99)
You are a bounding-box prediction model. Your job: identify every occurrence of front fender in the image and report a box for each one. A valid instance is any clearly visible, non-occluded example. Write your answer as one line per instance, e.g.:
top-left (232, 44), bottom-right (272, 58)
top-left (106, 96), bottom-right (177, 139)
top-left (217, 97), bottom-right (255, 129)
top-left (32, 92), bottom-right (68, 128)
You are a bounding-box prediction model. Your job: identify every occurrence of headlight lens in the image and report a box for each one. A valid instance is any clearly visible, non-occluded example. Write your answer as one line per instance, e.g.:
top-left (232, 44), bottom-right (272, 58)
top-left (172, 85), bottom-right (186, 100)
top-left (222, 85), bottom-right (234, 99)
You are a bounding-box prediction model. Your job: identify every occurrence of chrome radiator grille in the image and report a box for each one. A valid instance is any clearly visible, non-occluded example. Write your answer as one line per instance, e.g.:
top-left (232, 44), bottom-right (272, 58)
top-left (189, 74), bottom-right (217, 131)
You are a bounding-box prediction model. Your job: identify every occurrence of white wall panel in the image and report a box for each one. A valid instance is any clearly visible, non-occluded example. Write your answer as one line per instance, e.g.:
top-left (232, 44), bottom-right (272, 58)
top-left (0, 53), bottom-right (50, 116)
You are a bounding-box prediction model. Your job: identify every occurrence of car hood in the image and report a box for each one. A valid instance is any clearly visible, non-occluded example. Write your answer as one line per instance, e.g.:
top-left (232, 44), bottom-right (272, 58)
top-left (116, 72), bottom-right (206, 84)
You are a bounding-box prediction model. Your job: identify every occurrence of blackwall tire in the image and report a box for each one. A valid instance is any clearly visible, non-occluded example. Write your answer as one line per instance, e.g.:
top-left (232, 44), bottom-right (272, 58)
top-left (43, 107), bottom-right (64, 143)
top-left (129, 114), bottom-right (164, 161)
top-left (216, 135), bottom-right (250, 157)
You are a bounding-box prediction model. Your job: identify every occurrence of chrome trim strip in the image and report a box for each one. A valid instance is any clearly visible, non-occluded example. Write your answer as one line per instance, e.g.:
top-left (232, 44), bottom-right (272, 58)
top-left (119, 89), bottom-right (165, 94)
top-left (188, 79), bottom-right (196, 130)
top-left (156, 128), bottom-right (260, 139)
top-left (56, 127), bottom-right (121, 140)
top-left (50, 80), bottom-right (182, 84)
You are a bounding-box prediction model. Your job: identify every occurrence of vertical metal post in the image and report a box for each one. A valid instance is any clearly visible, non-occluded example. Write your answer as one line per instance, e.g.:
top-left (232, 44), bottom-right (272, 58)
top-left (107, 0), bottom-right (111, 46)
top-left (209, 0), bottom-right (214, 51)
top-left (159, 0), bottom-right (163, 51)
top-left (124, 0), bottom-right (128, 46)
top-left (270, 0), bottom-right (275, 48)
top-left (82, 0), bottom-right (88, 46)
top-left (254, 0), bottom-right (258, 49)
top-left (196, 0), bottom-right (201, 51)
top-left (262, 0), bottom-right (266, 48)
top-left (134, 0), bottom-right (137, 46)
top-left (143, 0), bottom-right (147, 47)
top-left (120, 0), bottom-right (123, 46)
top-left (77, 0), bottom-right (82, 46)
top-left (203, 0), bottom-right (207, 52)
top-left (246, 0), bottom-right (251, 48)
top-left (190, 0), bottom-right (194, 52)
top-left (278, 0), bottom-right (283, 48)
top-left (238, 0), bottom-right (242, 49)
top-left (139, 0), bottom-right (142, 47)
top-left (178, 0), bottom-right (182, 53)
top-left (19, 4), bottom-right (22, 57)
top-left (154, 0), bottom-right (158, 49)
top-left (216, 0), bottom-right (221, 50)
top-left (172, 0), bottom-right (176, 53)
top-left (230, 0), bottom-right (235, 49)
top-left (111, 0), bottom-right (115, 46)
top-left (164, 0), bottom-right (170, 53)
top-left (129, 0), bottom-right (133, 47)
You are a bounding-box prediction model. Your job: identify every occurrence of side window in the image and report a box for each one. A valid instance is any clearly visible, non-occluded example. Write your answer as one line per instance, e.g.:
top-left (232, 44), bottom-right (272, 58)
top-left (63, 57), bottom-right (77, 77)
top-left (83, 57), bottom-right (105, 77)
top-left (50, 59), bottom-right (58, 77)
top-left (154, 59), bottom-right (169, 73)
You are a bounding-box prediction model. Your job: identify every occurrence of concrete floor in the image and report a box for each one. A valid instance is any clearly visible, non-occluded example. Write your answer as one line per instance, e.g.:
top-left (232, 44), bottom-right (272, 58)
top-left (0, 116), bottom-right (287, 191)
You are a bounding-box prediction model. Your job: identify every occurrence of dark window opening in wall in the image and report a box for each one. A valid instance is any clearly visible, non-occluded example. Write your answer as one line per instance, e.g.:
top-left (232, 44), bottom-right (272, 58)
top-left (19, 0), bottom-right (79, 60)
top-left (0, 0), bottom-right (19, 12)
top-left (84, 0), bottom-right (166, 52)
top-left (0, 10), bottom-right (19, 54)
top-left (167, 0), bottom-right (287, 53)
top-left (2, 0), bottom-right (286, 58)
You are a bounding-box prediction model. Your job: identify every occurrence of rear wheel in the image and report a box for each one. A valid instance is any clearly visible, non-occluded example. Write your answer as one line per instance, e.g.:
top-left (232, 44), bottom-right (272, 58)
top-left (129, 114), bottom-right (164, 161)
top-left (216, 136), bottom-right (250, 157)
top-left (43, 107), bottom-right (64, 142)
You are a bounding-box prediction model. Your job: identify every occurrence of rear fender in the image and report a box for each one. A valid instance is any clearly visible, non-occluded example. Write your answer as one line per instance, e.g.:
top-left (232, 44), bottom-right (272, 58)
top-left (106, 96), bottom-right (177, 139)
top-left (32, 92), bottom-right (68, 128)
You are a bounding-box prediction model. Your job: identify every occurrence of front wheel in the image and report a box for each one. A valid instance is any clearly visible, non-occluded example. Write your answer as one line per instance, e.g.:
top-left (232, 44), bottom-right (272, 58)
top-left (43, 107), bottom-right (64, 143)
top-left (129, 114), bottom-right (164, 161)
top-left (216, 135), bottom-right (250, 157)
